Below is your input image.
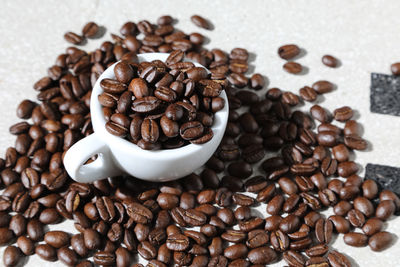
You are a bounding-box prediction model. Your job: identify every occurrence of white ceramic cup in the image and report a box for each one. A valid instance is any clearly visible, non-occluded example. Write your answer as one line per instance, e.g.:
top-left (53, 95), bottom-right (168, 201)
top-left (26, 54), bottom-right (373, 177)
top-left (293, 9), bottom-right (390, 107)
top-left (63, 53), bottom-right (229, 183)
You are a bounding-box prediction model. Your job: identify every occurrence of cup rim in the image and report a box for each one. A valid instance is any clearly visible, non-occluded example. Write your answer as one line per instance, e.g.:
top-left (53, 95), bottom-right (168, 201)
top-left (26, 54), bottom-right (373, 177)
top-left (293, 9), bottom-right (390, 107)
top-left (90, 52), bottom-right (229, 160)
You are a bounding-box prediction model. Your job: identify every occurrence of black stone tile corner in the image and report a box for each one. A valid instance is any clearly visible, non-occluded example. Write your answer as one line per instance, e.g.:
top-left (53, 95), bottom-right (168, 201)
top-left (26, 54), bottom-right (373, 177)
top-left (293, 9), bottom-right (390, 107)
top-left (370, 73), bottom-right (400, 117)
top-left (365, 163), bottom-right (400, 195)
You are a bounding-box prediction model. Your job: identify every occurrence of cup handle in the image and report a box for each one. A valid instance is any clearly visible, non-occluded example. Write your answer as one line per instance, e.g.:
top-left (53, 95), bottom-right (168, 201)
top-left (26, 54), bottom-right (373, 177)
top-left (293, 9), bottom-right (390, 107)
top-left (63, 133), bottom-right (122, 183)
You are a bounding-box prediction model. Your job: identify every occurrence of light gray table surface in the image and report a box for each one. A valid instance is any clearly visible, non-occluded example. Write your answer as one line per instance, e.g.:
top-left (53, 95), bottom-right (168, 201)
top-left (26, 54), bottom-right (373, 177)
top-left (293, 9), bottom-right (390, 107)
top-left (1, 0), bottom-right (400, 266)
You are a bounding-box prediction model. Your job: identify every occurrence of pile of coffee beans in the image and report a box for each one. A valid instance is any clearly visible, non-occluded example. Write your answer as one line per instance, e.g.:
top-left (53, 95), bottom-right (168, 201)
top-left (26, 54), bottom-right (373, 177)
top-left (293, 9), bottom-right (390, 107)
top-left (98, 54), bottom-right (225, 150)
top-left (0, 14), bottom-right (398, 267)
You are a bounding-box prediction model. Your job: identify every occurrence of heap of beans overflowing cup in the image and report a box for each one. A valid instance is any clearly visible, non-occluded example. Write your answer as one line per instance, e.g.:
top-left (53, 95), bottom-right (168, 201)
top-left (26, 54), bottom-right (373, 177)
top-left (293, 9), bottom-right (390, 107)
top-left (99, 51), bottom-right (225, 150)
top-left (0, 13), bottom-right (399, 267)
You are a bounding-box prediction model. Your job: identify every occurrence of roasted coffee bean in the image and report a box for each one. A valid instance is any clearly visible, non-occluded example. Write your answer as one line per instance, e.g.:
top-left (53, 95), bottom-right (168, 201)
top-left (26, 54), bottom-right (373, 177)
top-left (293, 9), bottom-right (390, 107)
top-left (224, 244), bottom-right (248, 260)
top-left (190, 15), bottom-right (211, 29)
top-left (83, 228), bottom-right (101, 250)
top-left (347, 209), bottom-right (365, 227)
top-left (332, 144), bottom-right (350, 162)
top-left (376, 200), bottom-right (396, 220)
top-left (180, 121), bottom-right (204, 140)
top-left (132, 96), bottom-right (162, 113)
top-left (270, 230), bottom-right (289, 251)
top-left (327, 250), bottom-right (352, 267)
top-left (369, 231), bottom-right (393, 251)
top-left (71, 234), bottom-right (89, 258)
top-left (17, 100), bottom-right (36, 119)
top-left (362, 218), bottom-right (383, 236)
top-left (35, 244), bottom-right (57, 261)
top-left (64, 32), bottom-right (84, 45)
top-left (299, 86), bottom-right (317, 102)
top-left (166, 234), bottom-right (189, 251)
top-left (380, 190), bottom-right (400, 210)
top-left (125, 201), bottom-right (153, 224)
top-left (82, 21), bottom-right (99, 38)
top-left (344, 134), bottom-right (368, 150)
top-left (227, 161), bottom-right (252, 178)
top-left (329, 215), bottom-right (350, 234)
top-left (249, 73), bottom-right (265, 90)
top-left (283, 250), bottom-right (306, 266)
top-left (343, 232), bottom-right (368, 247)
top-left (17, 236), bottom-right (34, 256)
top-left (362, 179), bottom-right (378, 199)
top-left (248, 246), bottom-right (277, 265)
top-left (334, 106), bottom-right (353, 121)
top-left (278, 44), bottom-right (300, 60)
top-left (94, 251), bottom-right (116, 266)
top-left (391, 62), bottom-right (400, 75)
top-left (283, 62), bottom-right (303, 74)
top-left (9, 214), bottom-right (26, 237)
top-left (353, 196), bottom-right (374, 217)
top-left (56, 247), bottom-right (78, 266)
top-left (322, 55), bottom-right (339, 67)
top-left (312, 80), bottom-right (334, 94)
top-left (44, 230), bottom-right (70, 248)
top-left (315, 218), bottom-right (333, 244)
top-left (0, 228), bottom-right (14, 245)
top-left (279, 214), bottom-right (300, 233)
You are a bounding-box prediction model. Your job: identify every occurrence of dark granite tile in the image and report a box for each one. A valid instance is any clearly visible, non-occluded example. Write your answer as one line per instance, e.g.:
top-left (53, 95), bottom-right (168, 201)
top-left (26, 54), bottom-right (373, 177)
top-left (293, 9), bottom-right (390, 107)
top-left (370, 73), bottom-right (400, 116)
top-left (365, 163), bottom-right (400, 195)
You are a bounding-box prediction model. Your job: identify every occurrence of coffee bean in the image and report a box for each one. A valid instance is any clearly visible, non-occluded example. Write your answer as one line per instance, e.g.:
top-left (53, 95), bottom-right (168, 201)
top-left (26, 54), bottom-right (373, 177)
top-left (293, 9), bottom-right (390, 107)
top-left (362, 218), bottom-right (383, 236)
top-left (3, 245), bottom-right (22, 266)
top-left (165, 233), bottom-right (189, 251)
top-left (190, 15), bottom-right (211, 29)
top-left (9, 214), bottom-right (26, 236)
top-left (354, 196), bottom-right (374, 217)
top-left (334, 106), bottom-right (353, 121)
top-left (369, 231), bottom-right (393, 251)
top-left (283, 250), bottom-right (306, 266)
top-left (44, 230), bottom-right (70, 248)
top-left (362, 179), bottom-right (378, 199)
top-left (279, 214), bottom-right (300, 233)
top-left (224, 243), bottom-right (248, 260)
top-left (17, 236), bottom-right (34, 256)
top-left (380, 190), bottom-right (400, 210)
top-left (329, 215), bottom-right (350, 234)
top-left (283, 62), bottom-right (303, 74)
top-left (64, 32), bottom-right (84, 45)
top-left (347, 209), bottom-right (365, 228)
top-left (83, 228), bottom-right (101, 250)
top-left (322, 55), bottom-right (339, 68)
top-left (299, 86), bottom-right (317, 102)
top-left (376, 200), bottom-right (396, 220)
top-left (391, 62), bottom-right (400, 75)
top-left (312, 80), bottom-right (334, 94)
top-left (94, 251), bottom-right (116, 266)
top-left (0, 228), bottom-right (14, 245)
top-left (36, 244), bottom-right (57, 262)
top-left (315, 218), bottom-right (333, 244)
top-left (57, 247), bottom-right (78, 266)
top-left (248, 246), bottom-right (277, 265)
top-left (132, 96), bottom-right (162, 113)
top-left (180, 121), bottom-right (204, 140)
top-left (82, 21), bottom-right (99, 38)
top-left (278, 44), bottom-right (300, 60)
top-left (343, 232), bottom-right (368, 247)
top-left (344, 134), bottom-right (368, 150)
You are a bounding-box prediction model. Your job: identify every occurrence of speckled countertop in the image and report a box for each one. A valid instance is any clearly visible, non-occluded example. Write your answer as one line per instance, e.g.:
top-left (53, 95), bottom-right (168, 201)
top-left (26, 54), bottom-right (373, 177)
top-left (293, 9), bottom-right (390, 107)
top-left (1, 0), bottom-right (400, 266)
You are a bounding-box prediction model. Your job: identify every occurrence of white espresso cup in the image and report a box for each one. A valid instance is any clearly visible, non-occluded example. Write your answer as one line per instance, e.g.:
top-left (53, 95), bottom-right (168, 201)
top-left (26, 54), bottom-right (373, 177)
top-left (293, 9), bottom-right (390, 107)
top-left (63, 53), bottom-right (229, 183)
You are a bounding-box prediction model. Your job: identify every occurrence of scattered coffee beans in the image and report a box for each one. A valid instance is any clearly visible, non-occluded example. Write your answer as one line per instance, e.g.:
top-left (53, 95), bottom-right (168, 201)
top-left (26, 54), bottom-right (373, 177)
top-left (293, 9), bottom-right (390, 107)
top-left (0, 14), bottom-right (397, 267)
